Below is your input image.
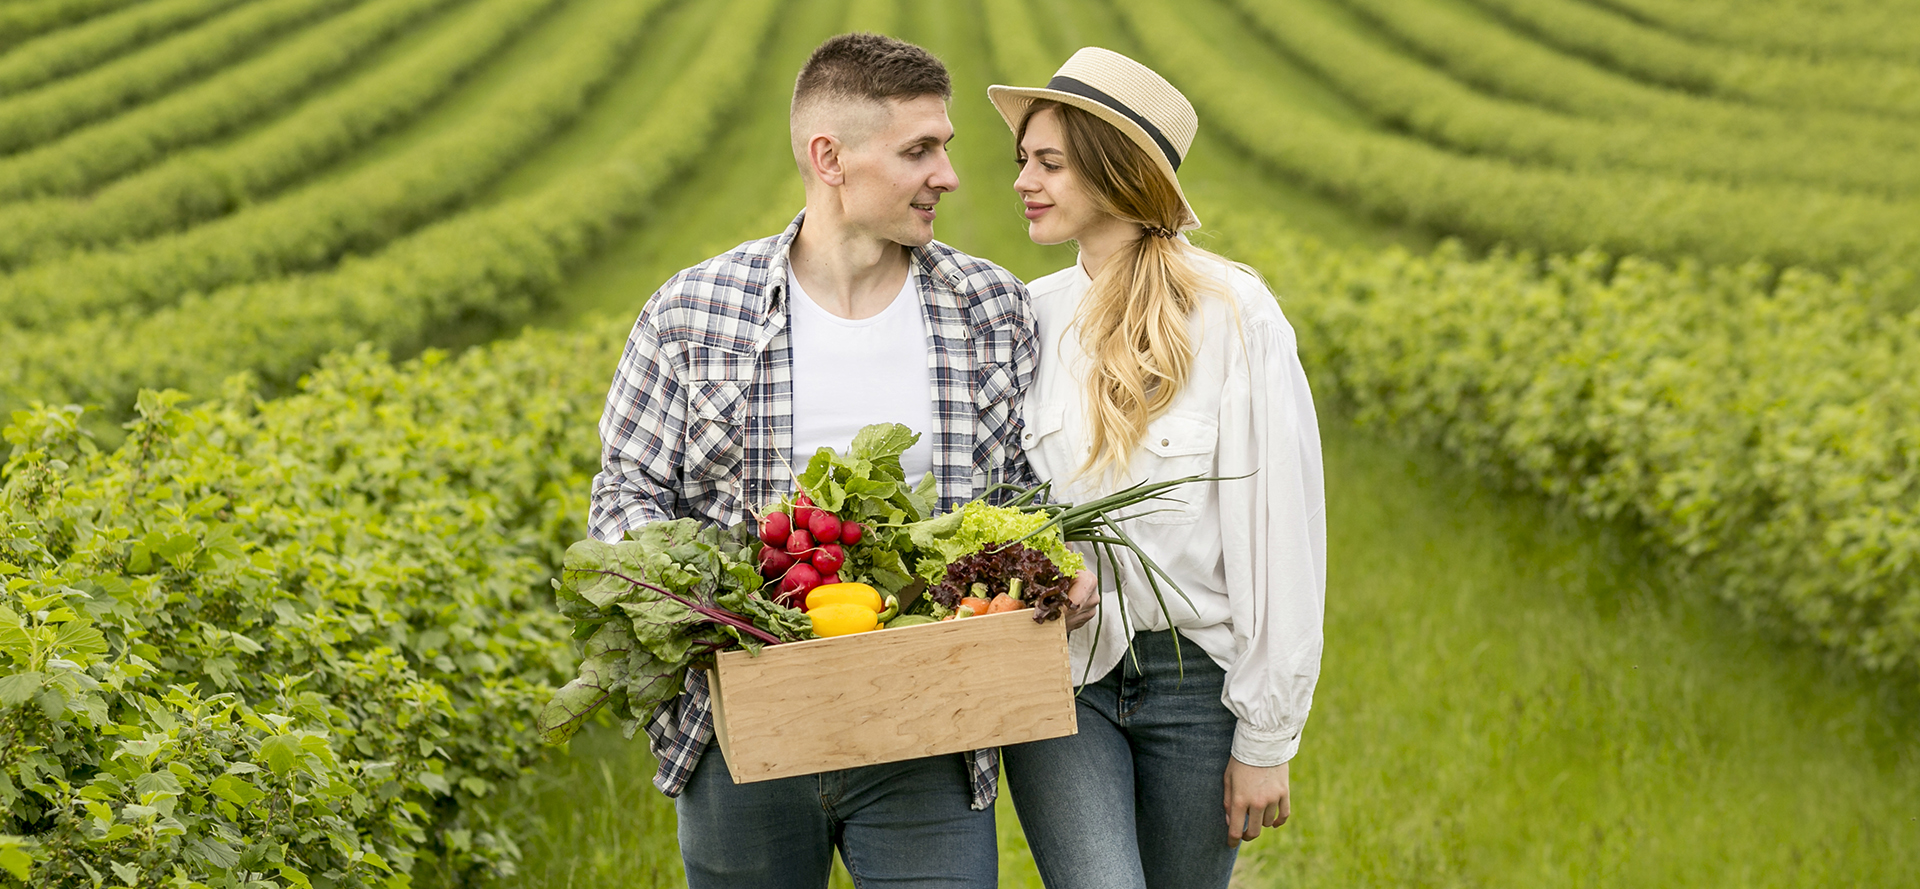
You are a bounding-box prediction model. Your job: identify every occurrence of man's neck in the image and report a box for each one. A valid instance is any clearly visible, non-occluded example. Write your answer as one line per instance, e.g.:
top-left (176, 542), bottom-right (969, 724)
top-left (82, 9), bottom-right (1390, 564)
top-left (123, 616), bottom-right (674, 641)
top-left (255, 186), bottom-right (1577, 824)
top-left (789, 209), bottom-right (913, 321)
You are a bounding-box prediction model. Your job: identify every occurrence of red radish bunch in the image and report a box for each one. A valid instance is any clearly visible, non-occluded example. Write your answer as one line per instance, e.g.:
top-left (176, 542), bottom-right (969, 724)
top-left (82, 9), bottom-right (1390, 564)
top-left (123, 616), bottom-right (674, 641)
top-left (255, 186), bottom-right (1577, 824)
top-left (757, 493), bottom-right (865, 609)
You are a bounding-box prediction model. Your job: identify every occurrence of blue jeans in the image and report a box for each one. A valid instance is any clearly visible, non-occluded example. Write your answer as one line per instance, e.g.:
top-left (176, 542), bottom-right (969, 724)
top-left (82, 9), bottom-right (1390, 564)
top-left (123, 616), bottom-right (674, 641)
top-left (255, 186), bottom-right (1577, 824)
top-left (676, 745), bottom-right (997, 888)
top-left (1002, 630), bottom-right (1240, 889)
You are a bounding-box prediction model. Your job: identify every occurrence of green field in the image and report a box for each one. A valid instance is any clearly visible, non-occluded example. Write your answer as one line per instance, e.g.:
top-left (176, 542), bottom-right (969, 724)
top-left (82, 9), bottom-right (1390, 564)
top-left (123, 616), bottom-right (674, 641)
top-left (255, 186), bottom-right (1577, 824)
top-left (2, 1), bottom-right (1916, 886)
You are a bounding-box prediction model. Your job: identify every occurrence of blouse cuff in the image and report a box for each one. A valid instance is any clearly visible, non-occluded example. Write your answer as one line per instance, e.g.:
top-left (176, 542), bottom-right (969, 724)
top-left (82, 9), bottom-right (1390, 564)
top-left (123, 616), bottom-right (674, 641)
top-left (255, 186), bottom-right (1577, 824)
top-left (1231, 720), bottom-right (1301, 767)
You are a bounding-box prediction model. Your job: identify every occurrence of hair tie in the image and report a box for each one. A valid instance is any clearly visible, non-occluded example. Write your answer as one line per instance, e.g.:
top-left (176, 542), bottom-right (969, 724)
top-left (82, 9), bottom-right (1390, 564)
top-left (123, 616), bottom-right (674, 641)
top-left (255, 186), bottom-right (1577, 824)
top-left (1142, 225), bottom-right (1177, 240)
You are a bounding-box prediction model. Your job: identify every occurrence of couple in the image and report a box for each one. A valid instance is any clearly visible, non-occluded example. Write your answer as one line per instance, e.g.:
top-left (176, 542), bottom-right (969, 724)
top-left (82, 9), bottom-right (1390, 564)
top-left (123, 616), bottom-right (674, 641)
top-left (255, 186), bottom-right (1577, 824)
top-left (588, 32), bottom-right (1325, 889)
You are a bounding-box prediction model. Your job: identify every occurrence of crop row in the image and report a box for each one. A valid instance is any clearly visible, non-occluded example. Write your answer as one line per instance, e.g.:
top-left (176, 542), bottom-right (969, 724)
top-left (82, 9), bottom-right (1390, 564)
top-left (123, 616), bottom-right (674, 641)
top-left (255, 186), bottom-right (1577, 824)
top-left (1, 327), bottom-right (618, 886)
top-left (0, 0), bottom-right (248, 98)
top-left (0, 0), bottom-right (661, 331)
top-left (1119, 1), bottom-right (1917, 276)
top-left (1590, 0), bottom-right (1920, 64)
top-left (0, 0), bottom-right (361, 156)
top-left (0, 0), bottom-right (139, 51)
top-left (0, 0), bottom-right (463, 205)
top-left (0, 0), bottom-right (561, 269)
top-left (1210, 206), bottom-right (1920, 685)
top-left (1466, 0), bottom-right (1920, 119)
top-left (1232, 0), bottom-right (1918, 198)
top-left (0, 0), bottom-right (779, 422)
top-left (1328, 0), bottom-right (1918, 156)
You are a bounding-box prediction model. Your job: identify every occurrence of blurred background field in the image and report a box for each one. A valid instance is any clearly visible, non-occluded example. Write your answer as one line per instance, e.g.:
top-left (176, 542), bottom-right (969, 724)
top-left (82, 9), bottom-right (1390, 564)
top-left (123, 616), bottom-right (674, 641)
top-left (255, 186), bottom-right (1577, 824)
top-left (1, 0), bottom-right (1916, 886)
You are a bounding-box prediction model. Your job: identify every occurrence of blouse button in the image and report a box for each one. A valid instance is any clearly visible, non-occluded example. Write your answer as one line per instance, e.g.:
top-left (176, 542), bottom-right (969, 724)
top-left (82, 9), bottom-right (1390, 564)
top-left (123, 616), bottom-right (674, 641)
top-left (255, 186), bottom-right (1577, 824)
top-left (1160, 438), bottom-right (1170, 446)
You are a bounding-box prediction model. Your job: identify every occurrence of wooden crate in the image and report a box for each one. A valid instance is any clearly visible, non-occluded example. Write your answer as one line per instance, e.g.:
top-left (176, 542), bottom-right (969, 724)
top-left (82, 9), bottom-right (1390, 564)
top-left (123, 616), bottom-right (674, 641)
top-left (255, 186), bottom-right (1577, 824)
top-left (706, 609), bottom-right (1077, 783)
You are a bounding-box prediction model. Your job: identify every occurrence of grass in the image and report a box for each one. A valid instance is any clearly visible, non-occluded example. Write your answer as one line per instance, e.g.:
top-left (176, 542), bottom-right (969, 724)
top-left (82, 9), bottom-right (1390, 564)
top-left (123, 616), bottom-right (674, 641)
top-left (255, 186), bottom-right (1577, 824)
top-left (482, 419), bottom-right (1920, 887)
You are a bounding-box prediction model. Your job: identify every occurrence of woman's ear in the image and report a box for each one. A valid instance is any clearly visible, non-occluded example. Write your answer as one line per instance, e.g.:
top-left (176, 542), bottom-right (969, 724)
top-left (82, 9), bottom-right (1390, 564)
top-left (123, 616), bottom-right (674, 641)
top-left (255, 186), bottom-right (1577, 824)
top-left (808, 133), bottom-right (846, 187)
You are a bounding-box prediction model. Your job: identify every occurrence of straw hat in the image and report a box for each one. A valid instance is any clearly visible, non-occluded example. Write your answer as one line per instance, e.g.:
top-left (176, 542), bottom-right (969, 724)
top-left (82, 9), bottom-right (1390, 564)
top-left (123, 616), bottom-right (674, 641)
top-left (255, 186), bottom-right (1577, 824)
top-left (988, 47), bottom-right (1200, 231)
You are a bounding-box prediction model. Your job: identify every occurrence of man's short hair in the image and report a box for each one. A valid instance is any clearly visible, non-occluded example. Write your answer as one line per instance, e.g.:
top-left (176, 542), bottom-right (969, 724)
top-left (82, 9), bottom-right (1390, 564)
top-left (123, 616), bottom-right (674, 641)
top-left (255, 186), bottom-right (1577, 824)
top-left (792, 33), bottom-right (951, 115)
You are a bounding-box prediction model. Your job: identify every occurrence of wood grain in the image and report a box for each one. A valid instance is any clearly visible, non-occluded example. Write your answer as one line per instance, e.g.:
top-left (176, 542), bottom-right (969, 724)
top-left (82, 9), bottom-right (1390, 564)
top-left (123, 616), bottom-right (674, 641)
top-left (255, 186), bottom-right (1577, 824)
top-left (708, 609), bottom-right (1077, 782)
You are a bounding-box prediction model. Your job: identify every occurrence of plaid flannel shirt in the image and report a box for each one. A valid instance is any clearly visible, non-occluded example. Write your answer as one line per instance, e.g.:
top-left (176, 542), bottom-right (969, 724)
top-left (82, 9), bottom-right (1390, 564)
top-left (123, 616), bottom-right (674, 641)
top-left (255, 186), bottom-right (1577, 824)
top-left (588, 211), bottom-right (1039, 810)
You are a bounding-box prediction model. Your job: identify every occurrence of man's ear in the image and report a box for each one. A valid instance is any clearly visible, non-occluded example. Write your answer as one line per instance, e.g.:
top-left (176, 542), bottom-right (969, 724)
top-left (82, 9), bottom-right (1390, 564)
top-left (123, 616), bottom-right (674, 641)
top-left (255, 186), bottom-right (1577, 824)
top-left (808, 133), bottom-right (846, 188)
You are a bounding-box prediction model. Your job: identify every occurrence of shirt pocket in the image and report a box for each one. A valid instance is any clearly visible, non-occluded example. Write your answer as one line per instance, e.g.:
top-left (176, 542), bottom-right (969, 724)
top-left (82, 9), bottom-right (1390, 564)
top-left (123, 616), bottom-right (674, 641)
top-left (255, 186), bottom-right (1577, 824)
top-left (972, 329), bottom-right (1020, 413)
top-left (1132, 412), bottom-right (1219, 525)
top-left (683, 345), bottom-right (752, 481)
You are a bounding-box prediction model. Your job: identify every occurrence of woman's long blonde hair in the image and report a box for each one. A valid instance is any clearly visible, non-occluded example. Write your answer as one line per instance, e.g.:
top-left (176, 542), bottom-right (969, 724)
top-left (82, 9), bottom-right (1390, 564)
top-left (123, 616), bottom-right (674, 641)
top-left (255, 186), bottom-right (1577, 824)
top-left (1020, 100), bottom-right (1220, 480)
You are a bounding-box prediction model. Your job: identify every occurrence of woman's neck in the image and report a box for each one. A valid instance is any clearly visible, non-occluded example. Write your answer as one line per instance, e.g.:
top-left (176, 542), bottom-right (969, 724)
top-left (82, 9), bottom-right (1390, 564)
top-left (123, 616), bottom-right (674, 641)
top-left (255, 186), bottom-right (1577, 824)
top-left (1075, 216), bottom-right (1146, 278)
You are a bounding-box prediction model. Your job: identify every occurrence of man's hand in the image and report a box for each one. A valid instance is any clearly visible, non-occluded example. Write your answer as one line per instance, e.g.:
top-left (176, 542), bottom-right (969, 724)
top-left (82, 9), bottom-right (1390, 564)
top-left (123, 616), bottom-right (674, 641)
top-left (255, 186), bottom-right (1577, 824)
top-left (1223, 758), bottom-right (1289, 847)
top-left (1063, 571), bottom-right (1100, 631)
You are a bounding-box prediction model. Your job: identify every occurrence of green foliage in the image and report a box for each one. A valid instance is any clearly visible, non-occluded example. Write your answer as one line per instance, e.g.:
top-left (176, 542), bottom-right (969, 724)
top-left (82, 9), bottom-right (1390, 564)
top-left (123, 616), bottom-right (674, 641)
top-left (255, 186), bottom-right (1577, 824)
top-left (793, 423), bottom-right (936, 595)
top-left (1593, 0), bottom-right (1920, 63)
top-left (0, 0), bottom-right (359, 156)
top-left (0, 0), bottom-right (780, 419)
top-left (1213, 209), bottom-right (1920, 680)
top-left (0, 0), bottom-right (627, 331)
top-left (0, 0), bottom-right (462, 209)
top-left (1470, 0), bottom-right (1920, 116)
top-left (906, 503), bottom-right (1085, 586)
top-left (0, 0), bottom-right (141, 51)
top-left (1232, 0), bottom-right (1920, 197)
top-left (538, 521), bottom-right (810, 746)
top-left (0, 323), bottom-right (628, 886)
top-left (0, 0), bottom-right (558, 267)
top-left (0, 0), bottom-right (247, 98)
top-left (1123, 0), bottom-right (1919, 274)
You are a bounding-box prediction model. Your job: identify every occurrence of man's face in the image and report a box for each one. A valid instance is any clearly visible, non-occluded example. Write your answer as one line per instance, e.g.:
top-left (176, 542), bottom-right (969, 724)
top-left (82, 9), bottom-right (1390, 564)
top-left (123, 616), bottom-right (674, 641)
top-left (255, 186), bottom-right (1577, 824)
top-left (837, 95), bottom-right (959, 247)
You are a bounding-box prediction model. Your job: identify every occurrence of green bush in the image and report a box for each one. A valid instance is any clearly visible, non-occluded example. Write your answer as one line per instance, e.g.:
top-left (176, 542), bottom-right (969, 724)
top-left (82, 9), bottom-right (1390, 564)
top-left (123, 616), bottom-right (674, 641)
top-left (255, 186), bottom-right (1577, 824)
top-left (1121, 1), bottom-right (1918, 274)
top-left (0, 0), bottom-right (559, 267)
top-left (1559, 0), bottom-right (1920, 64)
top-left (0, 0), bottom-right (660, 330)
top-left (0, 0), bottom-right (780, 421)
top-left (1233, 0), bottom-right (1920, 197)
top-left (1465, 0), bottom-right (1920, 118)
top-left (0, 0), bottom-right (358, 155)
top-left (0, 323), bottom-right (625, 887)
top-left (0, 0), bottom-right (141, 51)
top-left (0, 0), bottom-right (246, 97)
top-left (1210, 209), bottom-right (1920, 681)
top-left (0, 0), bottom-right (461, 206)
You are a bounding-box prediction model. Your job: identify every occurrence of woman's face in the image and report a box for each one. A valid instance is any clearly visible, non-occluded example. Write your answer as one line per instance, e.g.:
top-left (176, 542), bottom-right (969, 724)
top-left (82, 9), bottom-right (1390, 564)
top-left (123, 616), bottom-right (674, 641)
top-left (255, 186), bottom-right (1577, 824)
top-left (1014, 107), bottom-right (1105, 246)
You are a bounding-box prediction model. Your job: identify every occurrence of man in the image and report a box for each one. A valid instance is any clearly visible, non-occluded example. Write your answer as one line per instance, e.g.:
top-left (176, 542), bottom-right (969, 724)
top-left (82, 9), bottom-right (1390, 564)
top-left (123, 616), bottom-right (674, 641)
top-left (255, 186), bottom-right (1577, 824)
top-left (589, 33), bottom-right (1065, 888)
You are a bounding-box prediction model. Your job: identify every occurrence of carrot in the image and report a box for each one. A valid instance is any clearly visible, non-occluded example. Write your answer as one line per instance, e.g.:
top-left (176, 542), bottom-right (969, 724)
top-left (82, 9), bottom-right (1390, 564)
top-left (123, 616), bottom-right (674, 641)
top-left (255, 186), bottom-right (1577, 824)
top-left (986, 593), bottom-right (1022, 614)
top-left (959, 596), bottom-right (992, 615)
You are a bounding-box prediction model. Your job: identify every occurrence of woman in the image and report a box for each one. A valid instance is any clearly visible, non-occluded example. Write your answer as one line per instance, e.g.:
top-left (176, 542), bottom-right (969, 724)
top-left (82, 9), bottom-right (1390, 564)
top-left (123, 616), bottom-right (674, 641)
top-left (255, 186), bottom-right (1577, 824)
top-left (989, 48), bottom-right (1327, 888)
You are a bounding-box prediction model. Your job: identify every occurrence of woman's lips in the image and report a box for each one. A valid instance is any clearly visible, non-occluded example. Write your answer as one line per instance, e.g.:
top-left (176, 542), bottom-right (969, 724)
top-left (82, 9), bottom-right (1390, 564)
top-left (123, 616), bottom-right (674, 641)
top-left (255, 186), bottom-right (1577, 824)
top-left (1023, 203), bottom-right (1052, 221)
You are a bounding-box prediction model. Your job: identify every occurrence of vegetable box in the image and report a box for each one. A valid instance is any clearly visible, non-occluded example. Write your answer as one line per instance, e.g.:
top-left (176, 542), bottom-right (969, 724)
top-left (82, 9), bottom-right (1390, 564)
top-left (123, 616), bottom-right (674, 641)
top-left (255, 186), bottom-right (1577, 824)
top-left (707, 609), bottom-right (1076, 782)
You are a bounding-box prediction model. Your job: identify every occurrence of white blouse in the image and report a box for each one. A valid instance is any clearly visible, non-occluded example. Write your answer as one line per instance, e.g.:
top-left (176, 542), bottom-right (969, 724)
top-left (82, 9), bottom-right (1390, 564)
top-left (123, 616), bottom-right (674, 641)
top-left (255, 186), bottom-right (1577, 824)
top-left (1020, 257), bottom-right (1326, 766)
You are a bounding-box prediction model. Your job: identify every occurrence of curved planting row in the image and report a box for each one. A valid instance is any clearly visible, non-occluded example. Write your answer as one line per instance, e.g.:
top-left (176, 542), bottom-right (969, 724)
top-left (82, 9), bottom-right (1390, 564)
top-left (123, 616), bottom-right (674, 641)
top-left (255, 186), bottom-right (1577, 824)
top-left (0, 0), bottom-right (663, 331)
top-left (0, 0), bottom-right (465, 204)
top-left (980, 0), bottom-right (1054, 83)
top-left (1119, 1), bottom-right (1917, 276)
top-left (1591, 0), bottom-right (1920, 64)
top-left (0, 0), bottom-right (248, 98)
top-left (0, 327), bottom-right (616, 886)
top-left (0, 0), bottom-right (361, 156)
top-left (1211, 207), bottom-right (1920, 684)
top-left (0, 0), bottom-right (781, 418)
top-left (0, 0), bottom-right (139, 51)
top-left (1466, 0), bottom-right (1920, 119)
top-left (1233, 0), bottom-right (1920, 197)
top-left (0, 0), bottom-right (563, 269)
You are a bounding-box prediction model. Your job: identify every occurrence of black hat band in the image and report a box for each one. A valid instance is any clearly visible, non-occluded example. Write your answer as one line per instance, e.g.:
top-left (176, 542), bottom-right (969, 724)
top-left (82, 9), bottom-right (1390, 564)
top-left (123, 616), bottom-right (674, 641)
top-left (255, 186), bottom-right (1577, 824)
top-left (1044, 75), bottom-right (1183, 172)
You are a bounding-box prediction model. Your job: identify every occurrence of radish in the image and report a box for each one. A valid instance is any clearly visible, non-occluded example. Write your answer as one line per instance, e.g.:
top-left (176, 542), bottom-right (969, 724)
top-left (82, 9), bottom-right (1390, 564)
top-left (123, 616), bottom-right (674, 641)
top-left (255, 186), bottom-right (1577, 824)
top-left (812, 542), bottom-right (845, 574)
top-left (816, 571), bottom-right (842, 586)
top-left (793, 494), bottom-right (818, 531)
top-left (808, 510), bottom-right (841, 544)
top-left (759, 546), bottom-right (794, 577)
top-left (784, 528), bottom-right (813, 556)
top-left (759, 511), bottom-right (791, 546)
top-left (839, 521), bottom-right (864, 545)
top-left (779, 562), bottom-right (822, 596)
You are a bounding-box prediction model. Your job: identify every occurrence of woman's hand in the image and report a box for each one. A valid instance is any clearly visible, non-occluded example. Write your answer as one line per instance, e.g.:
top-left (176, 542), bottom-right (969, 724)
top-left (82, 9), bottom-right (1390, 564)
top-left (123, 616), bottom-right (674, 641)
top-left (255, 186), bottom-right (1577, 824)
top-left (1222, 758), bottom-right (1289, 847)
top-left (1063, 571), bottom-right (1100, 630)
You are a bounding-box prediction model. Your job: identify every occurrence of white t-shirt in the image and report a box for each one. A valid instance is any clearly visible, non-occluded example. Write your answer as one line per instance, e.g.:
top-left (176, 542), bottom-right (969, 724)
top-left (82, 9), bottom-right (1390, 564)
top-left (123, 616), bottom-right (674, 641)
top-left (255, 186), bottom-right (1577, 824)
top-left (787, 266), bottom-right (936, 479)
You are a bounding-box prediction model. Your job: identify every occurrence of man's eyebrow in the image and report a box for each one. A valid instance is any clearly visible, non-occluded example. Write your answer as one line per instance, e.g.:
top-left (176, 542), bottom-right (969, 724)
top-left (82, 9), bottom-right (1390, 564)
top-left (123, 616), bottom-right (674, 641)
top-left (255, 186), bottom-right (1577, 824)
top-left (904, 134), bottom-right (947, 150)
